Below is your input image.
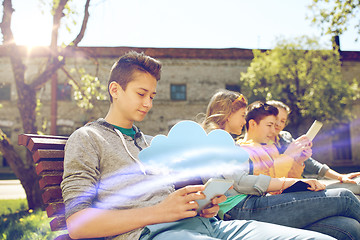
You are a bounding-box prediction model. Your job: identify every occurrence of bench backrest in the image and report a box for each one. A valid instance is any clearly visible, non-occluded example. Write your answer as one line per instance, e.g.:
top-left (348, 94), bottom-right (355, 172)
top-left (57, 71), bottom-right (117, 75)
top-left (18, 133), bottom-right (202, 240)
top-left (18, 134), bottom-right (71, 240)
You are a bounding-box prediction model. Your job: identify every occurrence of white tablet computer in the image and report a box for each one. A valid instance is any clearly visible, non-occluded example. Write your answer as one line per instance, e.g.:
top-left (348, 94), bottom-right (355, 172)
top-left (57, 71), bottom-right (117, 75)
top-left (196, 178), bottom-right (234, 213)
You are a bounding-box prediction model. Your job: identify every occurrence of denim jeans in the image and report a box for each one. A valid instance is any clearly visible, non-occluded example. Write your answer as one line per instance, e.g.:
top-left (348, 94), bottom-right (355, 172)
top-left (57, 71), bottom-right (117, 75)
top-left (226, 188), bottom-right (360, 240)
top-left (139, 217), bottom-right (334, 240)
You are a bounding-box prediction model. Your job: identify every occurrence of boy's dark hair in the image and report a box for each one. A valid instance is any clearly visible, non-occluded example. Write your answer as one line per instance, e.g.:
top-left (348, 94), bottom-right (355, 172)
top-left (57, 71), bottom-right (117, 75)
top-left (245, 101), bottom-right (279, 130)
top-left (108, 51), bottom-right (162, 102)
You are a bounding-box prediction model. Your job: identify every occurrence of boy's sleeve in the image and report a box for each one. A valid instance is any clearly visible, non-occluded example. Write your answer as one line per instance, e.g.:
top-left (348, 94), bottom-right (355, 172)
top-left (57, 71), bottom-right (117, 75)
top-left (61, 128), bottom-right (101, 219)
top-left (304, 158), bottom-right (329, 178)
top-left (224, 170), bottom-right (271, 196)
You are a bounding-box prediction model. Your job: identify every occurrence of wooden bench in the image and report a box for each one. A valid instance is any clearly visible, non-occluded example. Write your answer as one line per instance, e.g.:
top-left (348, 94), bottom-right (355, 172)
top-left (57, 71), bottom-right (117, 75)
top-left (18, 133), bottom-right (202, 240)
top-left (18, 134), bottom-right (72, 240)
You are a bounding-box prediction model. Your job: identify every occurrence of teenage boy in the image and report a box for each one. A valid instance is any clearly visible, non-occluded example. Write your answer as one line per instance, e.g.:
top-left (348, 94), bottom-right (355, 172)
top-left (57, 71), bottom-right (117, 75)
top-left (238, 101), bottom-right (312, 178)
top-left (267, 100), bottom-right (360, 194)
top-left (61, 52), bottom-right (334, 240)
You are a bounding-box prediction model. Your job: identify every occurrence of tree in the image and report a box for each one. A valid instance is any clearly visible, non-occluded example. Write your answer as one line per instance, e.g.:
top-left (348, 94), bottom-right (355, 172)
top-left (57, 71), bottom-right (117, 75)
top-left (308, 0), bottom-right (360, 43)
top-left (0, 0), bottom-right (92, 209)
top-left (240, 36), bottom-right (359, 135)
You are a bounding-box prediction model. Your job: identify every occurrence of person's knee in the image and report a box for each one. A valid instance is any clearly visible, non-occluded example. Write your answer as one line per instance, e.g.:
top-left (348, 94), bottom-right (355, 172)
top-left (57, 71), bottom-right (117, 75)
top-left (327, 187), bottom-right (356, 198)
top-left (307, 216), bottom-right (360, 240)
top-left (338, 188), bottom-right (359, 201)
top-left (326, 181), bottom-right (360, 195)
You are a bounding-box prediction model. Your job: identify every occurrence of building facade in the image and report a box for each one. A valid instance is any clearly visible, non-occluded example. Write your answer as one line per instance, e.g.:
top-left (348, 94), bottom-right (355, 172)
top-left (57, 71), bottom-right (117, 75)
top-left (0, 46), bottom-right (359, 171)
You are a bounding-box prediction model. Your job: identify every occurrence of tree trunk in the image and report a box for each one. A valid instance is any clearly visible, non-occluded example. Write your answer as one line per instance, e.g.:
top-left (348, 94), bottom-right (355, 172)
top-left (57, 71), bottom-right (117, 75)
top-left (22, 151), bottom-right (43, 210)
top-left (0, 0), bottom-right (91, 210)
top-left (284, 85), bottom-right (301, 137)
top-left (0, 130), bottom-right (43, 209)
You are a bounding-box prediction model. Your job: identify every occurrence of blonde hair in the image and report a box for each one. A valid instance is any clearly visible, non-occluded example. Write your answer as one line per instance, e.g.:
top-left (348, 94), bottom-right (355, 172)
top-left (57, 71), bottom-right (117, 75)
top-left (266, 100), bottom-right (291, 114)
top-left (201, 89), bottom-right (247, 132)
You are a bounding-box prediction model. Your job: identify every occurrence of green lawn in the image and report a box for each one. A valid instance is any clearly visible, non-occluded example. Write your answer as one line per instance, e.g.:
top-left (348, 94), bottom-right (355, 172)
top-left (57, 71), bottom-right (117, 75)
top-left (0, 199), bottom-right (66, 240)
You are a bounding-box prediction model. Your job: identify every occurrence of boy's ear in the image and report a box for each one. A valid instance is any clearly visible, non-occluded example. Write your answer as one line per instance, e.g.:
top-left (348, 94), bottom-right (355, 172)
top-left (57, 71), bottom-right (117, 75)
top-left (248, 119), bottom-right (257, 129)
top-left (109, 81), bottom-right (121, 99)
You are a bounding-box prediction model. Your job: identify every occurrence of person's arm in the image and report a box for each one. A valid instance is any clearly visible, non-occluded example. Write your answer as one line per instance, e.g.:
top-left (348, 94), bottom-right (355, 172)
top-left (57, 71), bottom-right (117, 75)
top-left (303, 157), bottom-right (329, 177)
top-left (267, 145), bottom-right (300, 178)
top-left (324, 169), bottom-right (360, 184)
top-left (224, 169), bottom-right (271, 195)
top-left (224, 168), bottom-right (325, 195)
top-left (280, 131), bottom-right (332, 179)
top-left (283, 135), bottom-right (312, 164)
top-left (266, 178), bottom-right (326, 193)
top-left (66, 185), bottom-right (208, 239)
top-left (286, 147), bottom-right (313, 178)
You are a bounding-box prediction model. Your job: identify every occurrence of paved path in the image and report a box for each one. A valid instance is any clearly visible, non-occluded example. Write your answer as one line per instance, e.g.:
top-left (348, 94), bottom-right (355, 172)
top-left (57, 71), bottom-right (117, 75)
top-left (0, 180), bottom-right (26, 199)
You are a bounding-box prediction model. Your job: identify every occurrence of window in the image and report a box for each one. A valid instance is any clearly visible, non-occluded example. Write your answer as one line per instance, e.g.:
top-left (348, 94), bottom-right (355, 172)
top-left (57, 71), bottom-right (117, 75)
top-left (226, 84), bottom-right (241, 93)
top-left (57, 83), bottom-right (72, 101)
top-left (332, 123), bottom-right (352, 160)
top-left (0, 84), bottom-right (11, 101)
top-left (170, 84), bottom-right (186, 101)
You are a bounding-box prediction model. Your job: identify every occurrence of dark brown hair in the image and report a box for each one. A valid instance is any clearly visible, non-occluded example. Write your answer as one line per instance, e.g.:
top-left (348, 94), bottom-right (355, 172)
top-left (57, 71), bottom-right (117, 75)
top-left (108, 51), bottom-right (162, 102)
top-left (245, 101), bottom-right (279, 130)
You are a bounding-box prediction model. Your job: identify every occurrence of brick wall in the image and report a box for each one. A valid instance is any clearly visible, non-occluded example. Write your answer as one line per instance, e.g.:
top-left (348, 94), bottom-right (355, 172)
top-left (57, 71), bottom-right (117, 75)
top-left (0, 46), bottom-right (359, 167)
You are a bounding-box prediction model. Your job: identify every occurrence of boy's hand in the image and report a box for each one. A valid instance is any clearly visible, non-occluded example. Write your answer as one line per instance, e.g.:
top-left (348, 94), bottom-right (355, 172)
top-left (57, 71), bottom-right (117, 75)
top-left (302, 179), bottom-right (326, 191)
top-left (285, 135), bottom-right (312, 160)
top-left (155, 185), bottom-right (206, 222)
top-left (338, 172), bottom-right (360, 184)
top-left (199, 194), bottom-right (226, 218)
top-left (294, 147), bottom-right (312, 164)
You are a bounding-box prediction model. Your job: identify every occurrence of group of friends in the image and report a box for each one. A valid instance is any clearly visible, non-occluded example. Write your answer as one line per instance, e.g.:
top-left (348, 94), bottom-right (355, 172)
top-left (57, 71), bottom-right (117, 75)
top-left (61, 51), bottom-right (360, 240)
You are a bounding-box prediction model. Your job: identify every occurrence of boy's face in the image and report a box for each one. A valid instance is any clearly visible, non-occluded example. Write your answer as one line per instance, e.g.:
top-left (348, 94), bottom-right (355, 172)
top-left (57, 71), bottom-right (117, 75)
top-left (112, 71), bottom-right (157, 127)
top-left (250, 115), bottom-right (277, 144)
top-left (225, 108), bottom-right (247, 135)
top-left (274, 108), bottom-right (288, 135)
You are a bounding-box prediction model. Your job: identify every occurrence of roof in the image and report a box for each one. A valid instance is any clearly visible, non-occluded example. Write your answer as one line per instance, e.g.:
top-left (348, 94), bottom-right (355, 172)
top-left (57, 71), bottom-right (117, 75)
top-left (0, 45), bottom-right (359, 61)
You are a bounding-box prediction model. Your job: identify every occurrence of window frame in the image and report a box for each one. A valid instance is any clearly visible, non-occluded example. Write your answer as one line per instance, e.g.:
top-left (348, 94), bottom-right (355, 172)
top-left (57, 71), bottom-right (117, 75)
top-left (170, 84), bottom-right (187, 101)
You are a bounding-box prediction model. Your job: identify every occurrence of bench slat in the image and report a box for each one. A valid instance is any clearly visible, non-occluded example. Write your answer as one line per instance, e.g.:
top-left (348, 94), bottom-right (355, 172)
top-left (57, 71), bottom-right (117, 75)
top-left (28, 137), bottom-right (67, 152)
top-left (54, 234), bottom-right (73, 240)
top-left (33, 149), bottom-right (65, 163)
top-left (18, 134), bottom-right (68, 147)
top-left (18, 134), bottom-right (28, 146)
top-left (39, 175), bottom-right (63, 189)
top-left (42, 187), bottom-right (63, 204)
top-left (50, 216), bottom-right (67, 231)
top-left (36, 161), bottom-right (64, 176)
top-left (46, 202), bottom-right (65, 218)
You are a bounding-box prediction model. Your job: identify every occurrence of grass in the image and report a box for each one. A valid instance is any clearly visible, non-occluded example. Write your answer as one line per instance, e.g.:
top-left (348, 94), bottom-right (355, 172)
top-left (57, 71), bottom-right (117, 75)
top-left (0, 199), bottom-right (28, 216)
top-left (0, 199), bottom-right (66, 240)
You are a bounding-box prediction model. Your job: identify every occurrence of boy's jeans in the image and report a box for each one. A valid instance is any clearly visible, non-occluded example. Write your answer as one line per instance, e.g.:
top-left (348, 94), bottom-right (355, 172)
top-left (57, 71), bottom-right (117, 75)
top-left (140, 217), bottom-right (334, 240)
top-left (227, 188), bottom-right (360, 240)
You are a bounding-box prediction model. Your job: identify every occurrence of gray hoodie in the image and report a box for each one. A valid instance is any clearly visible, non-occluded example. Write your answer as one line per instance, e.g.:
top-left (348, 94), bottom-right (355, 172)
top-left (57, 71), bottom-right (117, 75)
top-left (61, 118), bottom-right (173, 240)
top-left (61, 118), bottom-right (273, 239)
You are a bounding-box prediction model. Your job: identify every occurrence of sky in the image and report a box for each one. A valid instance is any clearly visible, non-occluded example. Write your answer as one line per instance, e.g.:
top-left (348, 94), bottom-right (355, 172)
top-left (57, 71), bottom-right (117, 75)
top-left (4, 0), bottom-right (360, 51)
